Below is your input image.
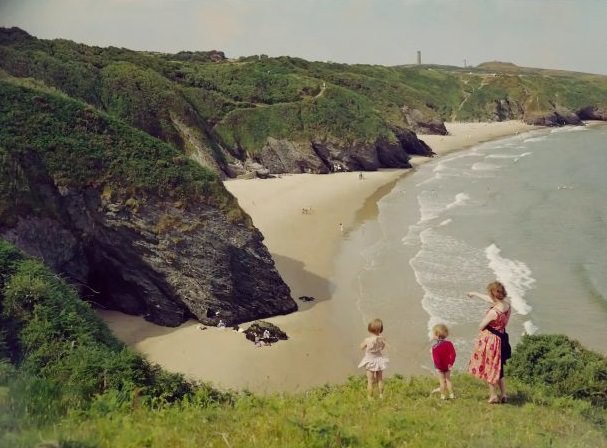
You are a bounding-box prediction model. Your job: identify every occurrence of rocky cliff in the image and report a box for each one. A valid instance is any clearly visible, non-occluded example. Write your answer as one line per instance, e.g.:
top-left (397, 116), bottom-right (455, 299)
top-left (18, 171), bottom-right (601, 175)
top-left (0, 79), bottom-right (296, 326)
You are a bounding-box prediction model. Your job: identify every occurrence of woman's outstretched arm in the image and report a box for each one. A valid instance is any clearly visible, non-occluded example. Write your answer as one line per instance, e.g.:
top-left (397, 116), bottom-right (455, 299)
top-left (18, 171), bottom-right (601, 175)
top-left (468, 291), bottom-right (493, 304)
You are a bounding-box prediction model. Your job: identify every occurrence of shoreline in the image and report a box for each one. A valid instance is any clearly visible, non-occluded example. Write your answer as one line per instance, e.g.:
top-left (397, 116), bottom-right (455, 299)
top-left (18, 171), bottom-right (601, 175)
top-left (99, 120), bottom-right (543, 393)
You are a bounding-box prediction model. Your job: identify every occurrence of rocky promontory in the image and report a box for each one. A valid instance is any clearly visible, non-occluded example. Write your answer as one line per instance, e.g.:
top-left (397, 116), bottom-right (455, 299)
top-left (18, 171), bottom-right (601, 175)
top-left (0, 79), bottom-right (296, 327)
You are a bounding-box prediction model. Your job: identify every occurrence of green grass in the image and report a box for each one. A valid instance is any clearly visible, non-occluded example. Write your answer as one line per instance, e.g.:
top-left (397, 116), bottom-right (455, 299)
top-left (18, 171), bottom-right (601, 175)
top-left (4, 375), bottom-right (606, 448)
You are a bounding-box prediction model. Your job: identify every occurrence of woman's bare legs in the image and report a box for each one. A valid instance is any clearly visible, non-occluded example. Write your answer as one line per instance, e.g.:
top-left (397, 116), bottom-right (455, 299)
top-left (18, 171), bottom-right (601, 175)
top-left (498, 378), bottom-right (507, 402)
top-left (488, 383), bottom-right (500, 403)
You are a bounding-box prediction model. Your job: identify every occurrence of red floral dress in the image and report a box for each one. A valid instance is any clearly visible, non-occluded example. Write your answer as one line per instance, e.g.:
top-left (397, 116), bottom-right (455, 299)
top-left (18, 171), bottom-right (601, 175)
top-left (468, 306), bottom-right (511, 384)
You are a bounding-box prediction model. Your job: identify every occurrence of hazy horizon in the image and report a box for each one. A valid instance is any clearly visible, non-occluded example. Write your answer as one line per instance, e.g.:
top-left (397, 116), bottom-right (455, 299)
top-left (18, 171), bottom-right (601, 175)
top-left (1, 0), bottom-right (606, 75)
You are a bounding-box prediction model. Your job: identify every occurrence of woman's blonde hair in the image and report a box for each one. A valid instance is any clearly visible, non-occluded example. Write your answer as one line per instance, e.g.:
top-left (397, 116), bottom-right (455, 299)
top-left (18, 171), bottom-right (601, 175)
top-left (432, 323), bottom-right (449, 339)
top-left (368, 318), bottom-right (383, 335)
top-left (487, 281), bottom-right (507, 301)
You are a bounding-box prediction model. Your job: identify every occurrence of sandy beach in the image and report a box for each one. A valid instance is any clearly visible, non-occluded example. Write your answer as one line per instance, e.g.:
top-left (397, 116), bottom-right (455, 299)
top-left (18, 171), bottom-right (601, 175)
top-left (99, 120), bottom-right (539, 393)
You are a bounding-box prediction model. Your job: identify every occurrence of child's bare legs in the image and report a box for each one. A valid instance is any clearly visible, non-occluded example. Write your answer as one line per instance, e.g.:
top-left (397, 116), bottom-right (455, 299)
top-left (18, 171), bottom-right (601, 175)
top-left (366, 370), bottom-right (375, 398)
top-left (437, 371), bottom-right (454, 399)
top-left (437, 372), bottom-right (447, 398)
top-left (376, 370), bottom-right (384, 399)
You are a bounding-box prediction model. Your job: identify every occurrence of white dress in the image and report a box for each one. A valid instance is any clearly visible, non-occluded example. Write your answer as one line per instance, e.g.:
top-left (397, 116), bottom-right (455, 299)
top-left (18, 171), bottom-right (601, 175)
top-left (358, 335), bottom-right (389, 372)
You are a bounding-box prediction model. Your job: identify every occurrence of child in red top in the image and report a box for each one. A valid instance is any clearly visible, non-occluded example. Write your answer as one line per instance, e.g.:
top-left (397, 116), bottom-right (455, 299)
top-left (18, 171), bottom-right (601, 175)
top-left (431, 323), bottom-right (456, 400)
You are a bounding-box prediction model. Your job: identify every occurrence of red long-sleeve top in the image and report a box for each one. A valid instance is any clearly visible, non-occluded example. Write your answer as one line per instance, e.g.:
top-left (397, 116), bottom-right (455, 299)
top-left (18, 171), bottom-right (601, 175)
top-left (432, 339), bottom-right (456, 372)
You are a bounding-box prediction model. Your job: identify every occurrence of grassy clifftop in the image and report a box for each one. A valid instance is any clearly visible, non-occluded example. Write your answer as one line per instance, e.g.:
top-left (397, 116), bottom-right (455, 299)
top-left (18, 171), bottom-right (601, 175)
top-left (1, 241), bottom-right (606, 447)
top-left (2, 27), bottom-right (607, 176)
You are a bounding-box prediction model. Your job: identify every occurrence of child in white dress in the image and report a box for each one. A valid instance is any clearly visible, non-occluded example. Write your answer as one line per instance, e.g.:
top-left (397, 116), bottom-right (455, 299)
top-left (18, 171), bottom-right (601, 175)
top-left (358, 318), bottom-right (389, 399)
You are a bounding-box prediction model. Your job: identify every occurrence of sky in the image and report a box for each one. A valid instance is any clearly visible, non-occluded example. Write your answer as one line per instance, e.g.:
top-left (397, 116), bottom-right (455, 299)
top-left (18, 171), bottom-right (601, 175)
top-left (1, 0), bottom-right (606, 74)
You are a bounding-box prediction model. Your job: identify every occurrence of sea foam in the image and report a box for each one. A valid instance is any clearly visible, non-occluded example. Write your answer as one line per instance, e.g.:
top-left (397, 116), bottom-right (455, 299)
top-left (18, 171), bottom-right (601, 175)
top-left (471, 162), bottom-right (501, 171)
top-left (419, 191), bottom-right (470, 222)
top-left (485, 243), bottom-right (535, 316)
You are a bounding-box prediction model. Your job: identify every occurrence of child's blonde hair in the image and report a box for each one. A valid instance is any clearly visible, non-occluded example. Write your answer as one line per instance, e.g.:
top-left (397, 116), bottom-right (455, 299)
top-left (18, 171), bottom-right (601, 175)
top-left (368, 318), bottom-right (383, 335)
top-left (432, 323), bottom-right (449, 340)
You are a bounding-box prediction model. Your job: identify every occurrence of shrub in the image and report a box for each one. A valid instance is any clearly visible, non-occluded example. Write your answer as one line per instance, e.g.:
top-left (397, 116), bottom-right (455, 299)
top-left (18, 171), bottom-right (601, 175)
top-left (508, 334), bottom-right (607, 407)
top-left (0, 241), bottom-right (218, 425)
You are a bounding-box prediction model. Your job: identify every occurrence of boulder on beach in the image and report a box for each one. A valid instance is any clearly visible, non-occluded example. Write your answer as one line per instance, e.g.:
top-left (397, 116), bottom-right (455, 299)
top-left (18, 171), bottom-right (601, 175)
top-left (244, 320), bottom-right (288, 344)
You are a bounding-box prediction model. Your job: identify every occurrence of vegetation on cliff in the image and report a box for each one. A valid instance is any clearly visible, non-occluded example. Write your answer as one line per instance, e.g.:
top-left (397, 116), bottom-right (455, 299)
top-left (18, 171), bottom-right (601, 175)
top-left (0, 241), bottom-right (212, 423)
top-left (0, 75), bottom-right (240, 223)
top-left (1, 242), bottom-right (606, 447)
top-left (3, 27), bottom-right (607, 177)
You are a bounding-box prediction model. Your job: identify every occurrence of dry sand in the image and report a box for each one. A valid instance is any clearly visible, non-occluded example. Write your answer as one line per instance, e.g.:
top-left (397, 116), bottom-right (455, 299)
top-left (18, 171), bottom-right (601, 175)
top-left (99, 120), bottom-right (538, 393)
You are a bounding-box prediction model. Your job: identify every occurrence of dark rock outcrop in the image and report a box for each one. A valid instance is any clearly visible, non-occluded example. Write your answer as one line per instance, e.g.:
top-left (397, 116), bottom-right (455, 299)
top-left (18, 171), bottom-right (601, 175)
top-left (244, 320), bottom-right (288, 344)
top-left (402, 106), bottom-right (448, 135)
top-left (1, 155), bottom-right (296, 327)
top-left (234, 129), bottom-right (438, 176)
top-left (376, 137), bottom-right (412, 167)
top-left (392, 127), bottom-right (435, 157)
top-left (311, 138), bottom-right (381, 172)
top-left (524, 105), bottom-right (583, 126)
top-left (255, 138), bottom-right (330, 174)
top-left (493, 98), bottom-right (524, 121)
top-left (308, 134), bottom-right (416, 173)
top-left (577, 105), bottom-right (607, 121)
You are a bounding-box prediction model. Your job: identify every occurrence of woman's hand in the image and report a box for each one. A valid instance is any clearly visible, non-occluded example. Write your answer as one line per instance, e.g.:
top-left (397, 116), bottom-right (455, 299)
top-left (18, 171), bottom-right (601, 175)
top-left (468, 291), bottom-right (493, 304)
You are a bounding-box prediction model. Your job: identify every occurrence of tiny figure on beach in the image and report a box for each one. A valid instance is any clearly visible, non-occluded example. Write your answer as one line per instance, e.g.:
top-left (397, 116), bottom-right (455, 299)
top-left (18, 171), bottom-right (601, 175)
top-left (430, 323), bottom-right (456, 400)
top-left (358, 172), bottom-right (364, 180)
top-left (358, 318), bottom-right (389, 399)
top-left (254, 333), bottom-right (263, 347)
top-left (262, 329), bottom-right (271, 346)
top-left (467, 281), bottom-right (512, 404)
top-left (217, 319), bottom-right (226, 329)
top-left (339, 222), bottom-right (344, 233)
top-left (301, 207), bottom-right (312, 215)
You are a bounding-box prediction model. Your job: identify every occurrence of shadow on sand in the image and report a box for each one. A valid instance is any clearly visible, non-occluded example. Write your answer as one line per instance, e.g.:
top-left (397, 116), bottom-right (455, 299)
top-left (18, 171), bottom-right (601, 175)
top-left (271, 254), bottom-right (334, 311)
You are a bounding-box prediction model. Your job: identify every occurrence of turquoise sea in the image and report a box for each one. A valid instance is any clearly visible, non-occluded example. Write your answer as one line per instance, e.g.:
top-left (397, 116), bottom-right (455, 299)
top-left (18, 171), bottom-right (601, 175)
top-left (334, 124), bottom-right (607, 373)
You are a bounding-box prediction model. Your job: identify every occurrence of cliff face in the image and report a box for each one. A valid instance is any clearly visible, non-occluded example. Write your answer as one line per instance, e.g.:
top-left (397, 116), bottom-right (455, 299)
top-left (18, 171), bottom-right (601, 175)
top-left (249, 130), bottom-right (434, 174)
top-left (2, 186), bottom-right (294, 326)
top-left (0, 80), bottom-right (296, 326)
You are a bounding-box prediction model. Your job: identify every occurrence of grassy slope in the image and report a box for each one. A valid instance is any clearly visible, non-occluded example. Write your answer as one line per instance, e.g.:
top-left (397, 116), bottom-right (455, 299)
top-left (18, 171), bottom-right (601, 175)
top-left (2, 28), bottom-right (607, 167)
top-left (1, 245), bottom-right (606, 447)
top-left (7, 376), bottom-right (607, 448)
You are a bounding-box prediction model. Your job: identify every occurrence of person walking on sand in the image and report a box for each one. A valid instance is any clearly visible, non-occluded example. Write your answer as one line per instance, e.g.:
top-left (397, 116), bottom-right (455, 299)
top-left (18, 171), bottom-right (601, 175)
top-left (430, 323), bottom-right (456, 400)
top-left (467, 281), bottom-right (512, 404)
top-left (358, 318), bottom-right (389, 399)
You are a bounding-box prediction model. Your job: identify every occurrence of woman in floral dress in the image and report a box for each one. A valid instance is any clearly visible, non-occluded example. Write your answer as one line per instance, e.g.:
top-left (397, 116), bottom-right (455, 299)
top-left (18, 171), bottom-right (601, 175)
top-left (467, 281), bottom-right (511, 404)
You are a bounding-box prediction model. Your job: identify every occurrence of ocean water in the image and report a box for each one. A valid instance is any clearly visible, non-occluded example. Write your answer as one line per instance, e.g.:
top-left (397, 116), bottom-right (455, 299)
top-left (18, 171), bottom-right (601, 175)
top-left (334, 124), bottom-right (607, 372)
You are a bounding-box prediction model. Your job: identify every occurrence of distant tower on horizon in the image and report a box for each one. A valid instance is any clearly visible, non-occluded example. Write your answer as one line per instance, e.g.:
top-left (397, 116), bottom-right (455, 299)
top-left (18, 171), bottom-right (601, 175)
top-left (417, 50), bottom-right (421, 65)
